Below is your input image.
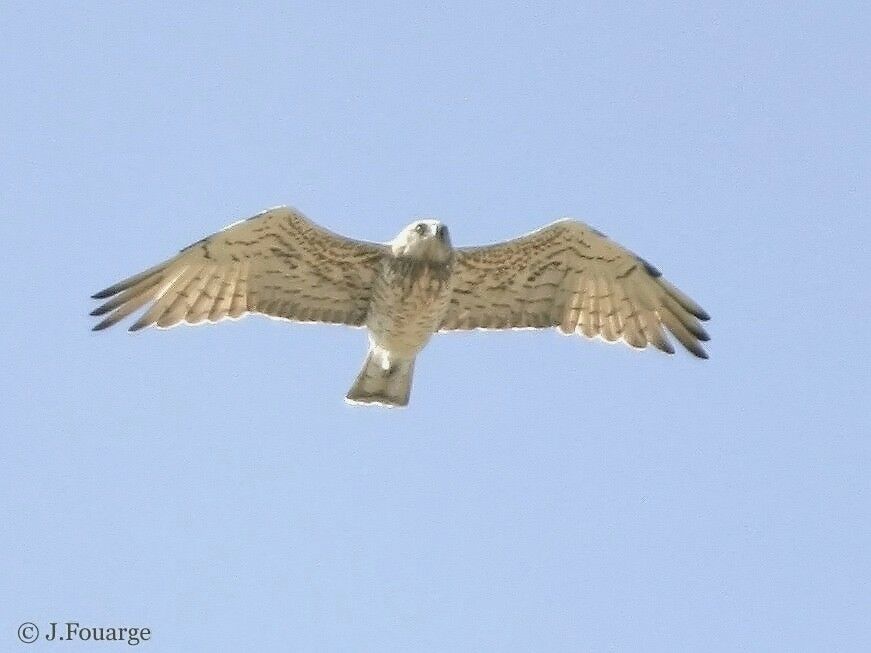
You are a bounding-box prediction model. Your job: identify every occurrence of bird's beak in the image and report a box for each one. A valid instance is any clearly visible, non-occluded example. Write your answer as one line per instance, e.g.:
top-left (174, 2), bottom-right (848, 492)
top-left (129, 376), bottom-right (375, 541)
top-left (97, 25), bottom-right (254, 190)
top-left (435, 224), bottom-right (449, 243)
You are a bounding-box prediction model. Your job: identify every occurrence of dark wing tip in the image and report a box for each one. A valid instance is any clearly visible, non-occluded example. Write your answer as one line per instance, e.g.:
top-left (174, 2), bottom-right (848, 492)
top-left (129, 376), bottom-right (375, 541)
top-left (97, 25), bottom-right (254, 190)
top-left (690, 346), bottom-right (709, 360)
top-left (651, 337), bottom-right (676, 355)
top-left (696, 308), bottom-right (711, 321)
top-left (92, 287), bottom-right (115, 299)
top-left (638, 257), bottom-right (662, 278)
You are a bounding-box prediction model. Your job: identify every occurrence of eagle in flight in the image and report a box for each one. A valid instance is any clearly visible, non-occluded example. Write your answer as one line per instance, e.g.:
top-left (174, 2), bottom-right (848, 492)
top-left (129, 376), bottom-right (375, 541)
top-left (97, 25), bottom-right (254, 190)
top-left (91, 206), bottom-right (710, 407)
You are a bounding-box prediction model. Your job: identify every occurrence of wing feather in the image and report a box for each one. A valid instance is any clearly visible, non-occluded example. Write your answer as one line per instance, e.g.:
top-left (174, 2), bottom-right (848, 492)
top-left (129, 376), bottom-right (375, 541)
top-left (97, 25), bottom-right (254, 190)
top-left (661, 294), bottom-right (710, 342)
top-left (597, 276), bottom-right (618, 342)
top-left (157, 265), bottom-right (210, 328)
top-left (614, 282), bottom-right (646, 349)
top-left (91, 282), bottom-right (164, 331)
top-left (659, 309), bottom-right (708, 359)
top-left (441, 219), bottom-right (710, 357)
top-left (90, 274), bottom-right (165, 317)
top-left (128, 266), bottom-right (197, 332)
top-left (579, 277), bottom-right (597, 338)
top-left (208, 265), bottom-right (238, 322)
top-left (228, 260), bottom-right (250, 318)
top-left (91, 207), bottom-right (387, 332)
top-left (91, 261), bottom-right (169, 300)
top-left (186, 270), bottom-right (223, 324)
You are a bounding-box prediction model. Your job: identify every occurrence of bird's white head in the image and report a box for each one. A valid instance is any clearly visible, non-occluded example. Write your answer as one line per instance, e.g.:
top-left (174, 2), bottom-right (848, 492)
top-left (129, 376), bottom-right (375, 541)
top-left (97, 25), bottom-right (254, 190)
top-left (391, 220), bottom-right (453, 262)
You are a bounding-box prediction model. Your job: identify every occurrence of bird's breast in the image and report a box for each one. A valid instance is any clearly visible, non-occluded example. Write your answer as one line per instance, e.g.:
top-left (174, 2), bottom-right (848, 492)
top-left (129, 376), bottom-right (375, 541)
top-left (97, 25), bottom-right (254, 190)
top-left (366, 257), bottom-right (454, 356)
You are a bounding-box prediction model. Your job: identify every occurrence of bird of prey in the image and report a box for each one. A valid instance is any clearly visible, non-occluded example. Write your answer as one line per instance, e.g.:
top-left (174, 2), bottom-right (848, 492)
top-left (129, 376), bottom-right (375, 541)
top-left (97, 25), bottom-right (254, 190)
top-left (91, 206), bottom-right (710, 407)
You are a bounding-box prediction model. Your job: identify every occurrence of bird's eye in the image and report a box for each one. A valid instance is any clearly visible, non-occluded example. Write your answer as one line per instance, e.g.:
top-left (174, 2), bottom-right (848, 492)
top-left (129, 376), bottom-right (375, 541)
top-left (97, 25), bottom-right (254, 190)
top-left (414, 223), bottom-right (427, 235)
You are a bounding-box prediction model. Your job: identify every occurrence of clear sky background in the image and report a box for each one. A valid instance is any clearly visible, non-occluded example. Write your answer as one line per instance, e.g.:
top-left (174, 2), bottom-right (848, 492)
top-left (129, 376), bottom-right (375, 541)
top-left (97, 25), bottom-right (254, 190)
top-left (2, 2), bottom-right (868, 651)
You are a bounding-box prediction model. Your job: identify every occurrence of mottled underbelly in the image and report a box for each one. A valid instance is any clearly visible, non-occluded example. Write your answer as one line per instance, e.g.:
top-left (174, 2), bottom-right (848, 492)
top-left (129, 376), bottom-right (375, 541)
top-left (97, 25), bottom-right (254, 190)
top-left (366, 259), bottom-right (453, 358)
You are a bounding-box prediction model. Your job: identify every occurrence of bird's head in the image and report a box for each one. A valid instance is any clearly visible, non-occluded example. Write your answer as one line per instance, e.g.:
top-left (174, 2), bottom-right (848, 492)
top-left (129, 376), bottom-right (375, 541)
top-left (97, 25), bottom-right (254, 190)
top-left (391, 220), bottom-right (453, 262)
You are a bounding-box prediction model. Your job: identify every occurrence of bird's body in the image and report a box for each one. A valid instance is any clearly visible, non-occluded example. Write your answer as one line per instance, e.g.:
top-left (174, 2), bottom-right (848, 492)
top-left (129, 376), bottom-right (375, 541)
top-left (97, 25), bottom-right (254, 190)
top-left (91, 206), bottom-right (710, 407)
top-left (348, 221), bottom-right (455, 405)
top-left (367, 223), bottom-right (455, 359)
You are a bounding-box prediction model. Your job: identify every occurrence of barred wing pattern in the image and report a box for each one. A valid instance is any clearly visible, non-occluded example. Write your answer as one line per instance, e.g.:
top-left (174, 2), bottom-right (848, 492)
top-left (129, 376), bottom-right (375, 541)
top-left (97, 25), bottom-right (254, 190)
top-left (91, 207), bottom-right (386, 331)
top-left (440, 219), bottom-right (711, 357)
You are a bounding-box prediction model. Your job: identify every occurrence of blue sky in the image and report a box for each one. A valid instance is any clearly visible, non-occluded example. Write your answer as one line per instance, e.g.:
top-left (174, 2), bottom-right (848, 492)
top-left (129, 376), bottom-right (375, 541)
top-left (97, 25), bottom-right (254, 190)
top-left (2, 2), bottom-right (868, 650)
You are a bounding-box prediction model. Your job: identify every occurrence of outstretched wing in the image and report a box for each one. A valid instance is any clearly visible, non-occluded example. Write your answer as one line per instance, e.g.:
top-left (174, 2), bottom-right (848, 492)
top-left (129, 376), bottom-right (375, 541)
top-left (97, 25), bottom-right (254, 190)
top-left (440, 219), bottom-right (711, 358)
top-left (91, 206), bottom-right (386, 331)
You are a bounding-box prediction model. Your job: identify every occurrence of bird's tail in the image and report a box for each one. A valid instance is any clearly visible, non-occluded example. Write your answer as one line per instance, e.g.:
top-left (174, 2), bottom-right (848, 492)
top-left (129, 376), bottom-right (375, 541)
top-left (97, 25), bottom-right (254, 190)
top-left (345, 349), bottom-right (415, 408)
